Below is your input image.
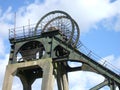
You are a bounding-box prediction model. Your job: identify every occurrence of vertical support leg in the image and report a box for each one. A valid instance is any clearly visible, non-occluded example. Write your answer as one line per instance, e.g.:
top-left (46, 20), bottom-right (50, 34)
top-left (41, 59), bottom-right (54, 90)
top-left (118, 86), bottom-right (120, 90)
top-left (23, 83), bottom-right (31, 90)
top-left (110, 85), bottom-right (116, 90)
top-left (56, 66), bottom-right (63, 90)
top-left (61, 62), bottom-right (69, 90)
top-left (22, 83), bottom-right (31, 90)
top-left (109, 81), bottom-right (116, 90)
top-left (62, 72), bottom-right (69, 90)
top-left (56, 62), bottom-right (69, 90)
top-left (2, 66), bottom-right (15, 90)
top-left (18, 74), bottom-right (32, 90)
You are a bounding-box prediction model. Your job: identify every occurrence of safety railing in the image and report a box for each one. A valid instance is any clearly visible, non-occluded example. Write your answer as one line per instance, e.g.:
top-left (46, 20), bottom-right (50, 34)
top-left (77, 41), bottom-right (120, 75)
top-left (9, 23), bottom-right (42, 40)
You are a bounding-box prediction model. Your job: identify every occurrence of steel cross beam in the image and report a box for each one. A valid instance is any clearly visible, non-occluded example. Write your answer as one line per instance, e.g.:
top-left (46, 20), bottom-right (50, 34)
top-left (51, 33), bottom-right (120, 90)
top-left (90, 80), bottom-right (108, 90)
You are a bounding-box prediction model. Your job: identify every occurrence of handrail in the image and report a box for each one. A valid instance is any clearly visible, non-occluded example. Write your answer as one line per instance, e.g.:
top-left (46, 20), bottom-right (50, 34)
top-left (78, 41), bottom-right (120, 75)
top-left (9, 23), bottom-right (42, 40)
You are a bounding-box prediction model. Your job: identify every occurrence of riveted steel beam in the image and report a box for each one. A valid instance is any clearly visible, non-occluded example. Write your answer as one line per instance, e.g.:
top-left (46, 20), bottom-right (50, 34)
top-left (90, 80), bottom-right (108, 90)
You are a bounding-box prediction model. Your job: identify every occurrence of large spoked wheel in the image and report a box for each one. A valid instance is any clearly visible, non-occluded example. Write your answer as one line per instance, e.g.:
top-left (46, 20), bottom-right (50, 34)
top-left (35, 10), bottom-right (74, 44)
top-left (42, 16), bottom-right (75, 44)
top-left (35, 10), bottom-right (80, 48)
top-left (72, 19), bottom-right (80, 47)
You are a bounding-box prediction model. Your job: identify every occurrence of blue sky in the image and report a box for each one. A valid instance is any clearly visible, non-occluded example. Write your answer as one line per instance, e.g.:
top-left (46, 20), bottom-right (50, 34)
top-left (0, 0), bottom-right (120, 90)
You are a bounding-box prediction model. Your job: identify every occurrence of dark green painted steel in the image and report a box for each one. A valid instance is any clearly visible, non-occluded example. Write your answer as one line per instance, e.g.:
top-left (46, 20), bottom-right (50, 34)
top-left (90, 80), bottom-right (108, 90)
top-left (9, 30), bottom-right (120, 89)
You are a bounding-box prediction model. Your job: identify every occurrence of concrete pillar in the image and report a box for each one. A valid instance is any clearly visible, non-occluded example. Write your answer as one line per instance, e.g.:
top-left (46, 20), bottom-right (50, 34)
top-left (41, 59), bottom-right (54, 90)
top-left (2, 58), bottom-right (55, 90)
top-left (2, 65), bottom-right (16, 90)
top-left (2, 71), bottom-right (13, 90)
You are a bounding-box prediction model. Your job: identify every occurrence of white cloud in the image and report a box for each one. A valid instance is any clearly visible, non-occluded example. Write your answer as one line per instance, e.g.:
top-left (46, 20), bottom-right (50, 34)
top-left (0, 8), bottom-right (2, 16)
top-left (15, 0), bottom-right (115, 32)
top-left (0, 6), bottom-right (14, 38)
top-left (15, 0), bottom-right (120, 33)
top-left (0, 54), bottom-right (9, 89)
top-left (68, 71), bottom-right (105, 90)
top-left (0, 0), bottom-right (120, 39)
top-left (0, 7), bottom-right (14, 22)
top-left (101, 14), bottom-right (120, 32)
top-left (0, 22), bottom-right (13, 38)
top-left (99, 55), bottom-right (120, 75)
top-left (0, 38), bottom-right (5, 56)
top-left (12, 77), bottom-right (22, 90)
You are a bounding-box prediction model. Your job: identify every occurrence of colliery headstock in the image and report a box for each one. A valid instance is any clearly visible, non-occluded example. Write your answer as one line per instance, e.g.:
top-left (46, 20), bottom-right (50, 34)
top-left (9, 10), bottom-right (80, 63)
top-left (4, 10), bottom-right (120, 90)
